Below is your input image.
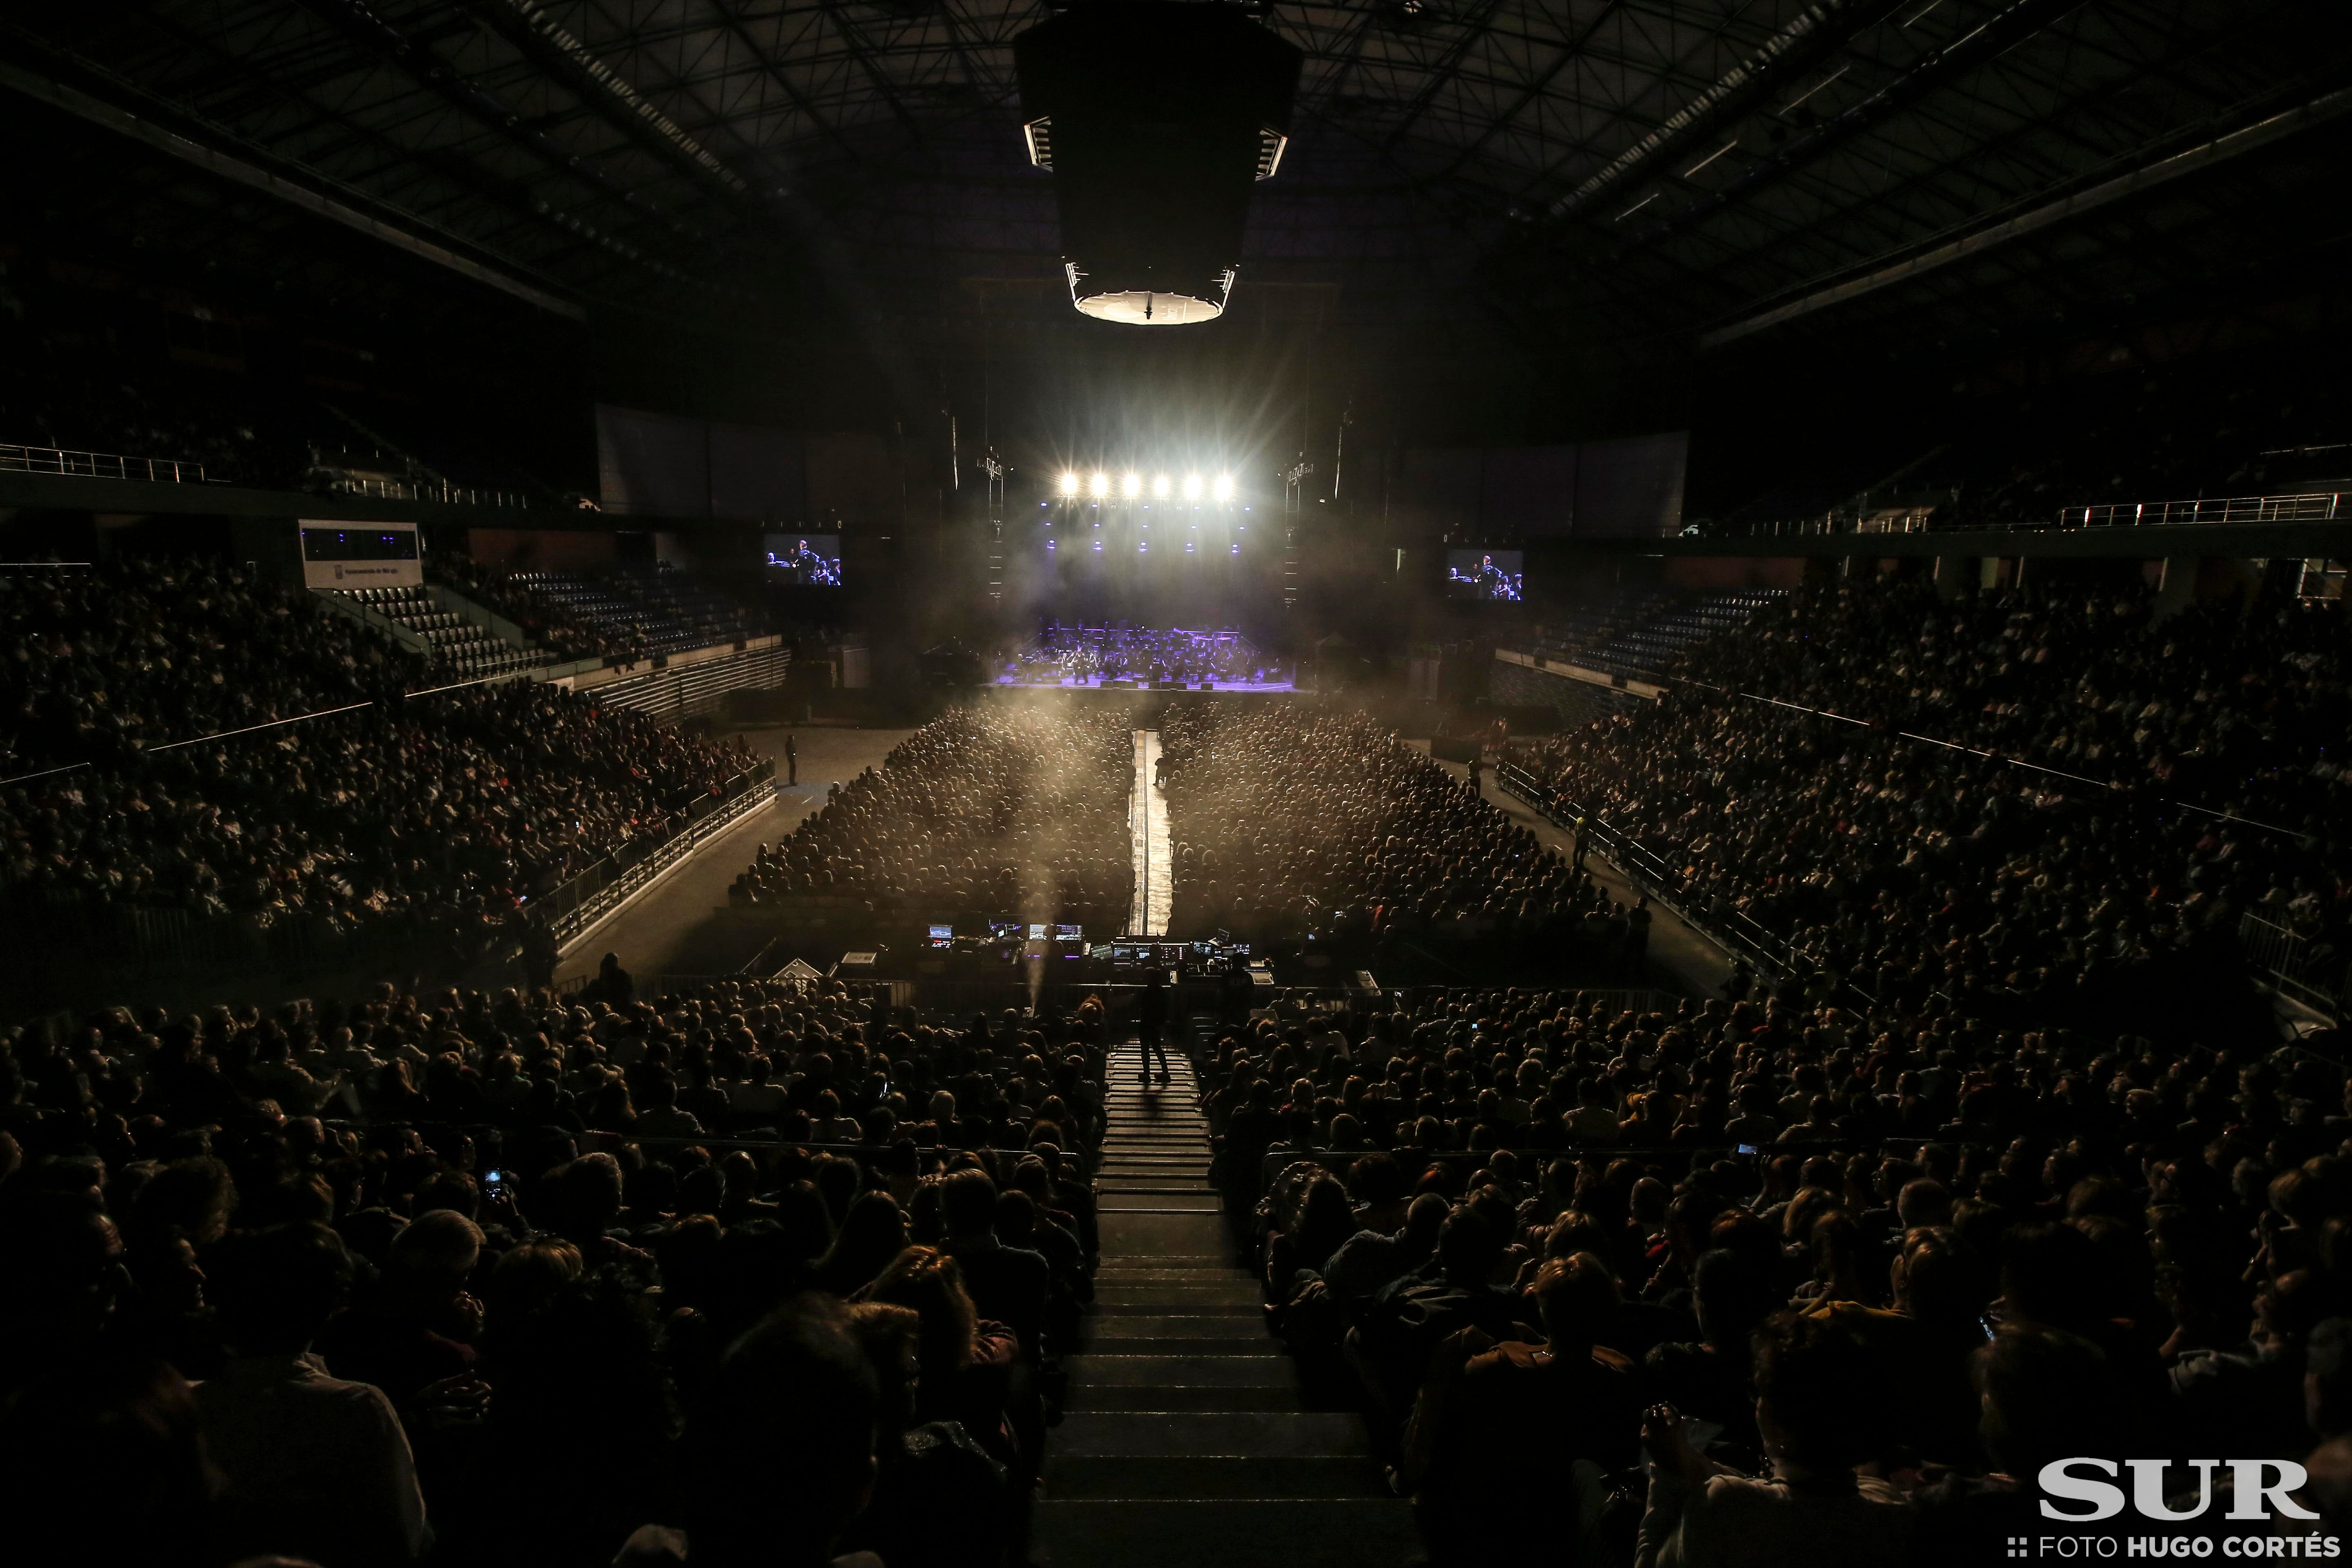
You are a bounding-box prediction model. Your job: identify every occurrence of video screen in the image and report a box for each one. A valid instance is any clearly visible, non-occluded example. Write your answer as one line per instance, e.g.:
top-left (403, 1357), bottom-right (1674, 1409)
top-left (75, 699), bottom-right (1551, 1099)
top-left (1446, 549), bottom-right (1524, 601)
top-left (927, 924), bottom-right (953, 950)
top-left (302, 526), bottom-right (417, 562)
top-left (988, 920), bottom-right (1023, 942)
top-left (764, 532), bottom-right (843, 586)
top-left (1054, 924), bottom-right (1083, 940)
top-left (1027, 924), bottom-right (1049, 940)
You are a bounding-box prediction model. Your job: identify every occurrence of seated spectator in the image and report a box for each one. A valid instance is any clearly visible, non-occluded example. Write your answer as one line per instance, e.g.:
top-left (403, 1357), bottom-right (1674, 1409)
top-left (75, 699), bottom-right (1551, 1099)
top-left (317, 1208), bottom-right (484, 1404)
top-left (664, 1292), bottom-right (881, 1568)
top-left (1635, 1312), bottom-right (1911, 1568)
top-left (939, 1168), bottom-right (1051, 1362)
top-left (198, 1221), bottom-right (431, 1567)
top-left (839, 1300), bottom-right (1012, 1568)
top-left (1405, 1252), bottom-right (1642, 1566)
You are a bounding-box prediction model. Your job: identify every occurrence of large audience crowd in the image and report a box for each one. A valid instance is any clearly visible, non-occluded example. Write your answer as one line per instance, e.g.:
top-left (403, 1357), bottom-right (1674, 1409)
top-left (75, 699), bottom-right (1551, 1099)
top-left (0, 559), bottom-right (754, 975)
top-left (1159, 704), bottom-right (1653, 975)
top-left (17, 543), bottom-right (2352, 1568)
top-left (731, 707), bottom-right (1135, 931)
top-left (1205, 980), bottom-right (2352, 1565)
top-left (0, 973), bottom-right (1107, 1568)
top-left (1506, 575), bottom-right (2349, 1039)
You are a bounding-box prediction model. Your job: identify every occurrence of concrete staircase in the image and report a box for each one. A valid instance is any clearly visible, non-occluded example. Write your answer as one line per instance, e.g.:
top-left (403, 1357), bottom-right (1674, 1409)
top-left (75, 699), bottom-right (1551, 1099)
top-left (1034, 1039), bottom-right (1412, 1568)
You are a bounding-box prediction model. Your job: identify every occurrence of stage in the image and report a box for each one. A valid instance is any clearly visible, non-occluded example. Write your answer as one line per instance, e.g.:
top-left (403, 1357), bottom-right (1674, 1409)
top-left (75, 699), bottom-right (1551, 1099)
top-left (991, 674), bottom-right (1297, 693)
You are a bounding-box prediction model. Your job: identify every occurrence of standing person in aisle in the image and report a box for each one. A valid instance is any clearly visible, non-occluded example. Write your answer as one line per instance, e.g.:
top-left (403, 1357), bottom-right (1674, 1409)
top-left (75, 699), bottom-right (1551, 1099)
top-left (1138, 969), bottom-right (1172, 1086)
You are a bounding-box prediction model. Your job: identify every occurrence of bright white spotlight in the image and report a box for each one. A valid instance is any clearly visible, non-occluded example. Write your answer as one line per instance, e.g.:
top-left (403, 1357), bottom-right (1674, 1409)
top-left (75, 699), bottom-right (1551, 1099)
top-left (1152, 474), bottom-right (1171, 498)
top-left (1213, 474), bottom-right (1235, 501)
top-left (1090, 472), bottom-right (1111, 499)
top-left (1182, 475), bottom-right (1203, 501)
top-left (1122, 472), bottom-right (1142, 499)
top-left (1059, 472), bottom-right (1080, 496)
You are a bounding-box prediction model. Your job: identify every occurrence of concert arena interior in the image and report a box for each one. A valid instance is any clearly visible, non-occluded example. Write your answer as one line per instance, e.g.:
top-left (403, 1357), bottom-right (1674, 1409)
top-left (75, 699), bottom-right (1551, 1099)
top-left (6, 4), bottom-right (2352, 1565)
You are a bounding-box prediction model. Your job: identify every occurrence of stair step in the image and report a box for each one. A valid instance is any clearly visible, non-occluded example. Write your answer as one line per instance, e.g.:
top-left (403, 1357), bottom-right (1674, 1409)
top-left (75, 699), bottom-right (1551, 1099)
top-left (1088, 1314), bottom-right (1267, 1340)
top-left (1098, 1214), bottom-right (1231, 1251)
top-left (1033, 1499), bottom-right (1416, 1568)
top-left (1064, 1384), bottom-right (1307, 1412)
top-left (1052, 1410), bottom-right (1371, 1459)
top-left (1042, 1454), bottom-right (1381, 1499)
top-left (1067, 1354), bottom-right (1295, 1388)
top-left (1076, 1335), bottom-right (1272, 1357)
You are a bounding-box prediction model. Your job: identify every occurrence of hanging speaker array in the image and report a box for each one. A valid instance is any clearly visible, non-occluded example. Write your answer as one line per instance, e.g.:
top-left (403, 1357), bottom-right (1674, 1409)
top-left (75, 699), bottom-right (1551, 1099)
top-left (1014, 1), bottom-right (1303, 325)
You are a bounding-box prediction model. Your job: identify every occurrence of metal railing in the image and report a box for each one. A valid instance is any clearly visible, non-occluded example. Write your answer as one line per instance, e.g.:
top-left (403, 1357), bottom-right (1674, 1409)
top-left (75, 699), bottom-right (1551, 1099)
top-left (2239, 910), bottom-right (2347, 1022)
top-left (542, 760), bottom-right (778, 946)
top-left (0, 442), bottom-right (212, 484)
top-left (322, 475), bottom-right (535, 508)
top-left (1705, 490), bottom-right (2349, 538)
top-left (1494, 760), bottom-right (1807, 986)
top-left (2058, 492), bottom-right (2346, 529)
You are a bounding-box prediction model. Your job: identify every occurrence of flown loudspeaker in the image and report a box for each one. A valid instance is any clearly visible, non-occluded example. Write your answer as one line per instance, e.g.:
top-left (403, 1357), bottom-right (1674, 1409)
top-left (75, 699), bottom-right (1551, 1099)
top-left (1015, 0), bottom-right (1302, 325)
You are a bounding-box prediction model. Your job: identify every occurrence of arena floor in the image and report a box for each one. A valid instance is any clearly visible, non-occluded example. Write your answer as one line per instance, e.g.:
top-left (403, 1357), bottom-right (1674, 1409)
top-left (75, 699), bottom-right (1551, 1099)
top-left (559, 723), bottom-right (1729, 1003)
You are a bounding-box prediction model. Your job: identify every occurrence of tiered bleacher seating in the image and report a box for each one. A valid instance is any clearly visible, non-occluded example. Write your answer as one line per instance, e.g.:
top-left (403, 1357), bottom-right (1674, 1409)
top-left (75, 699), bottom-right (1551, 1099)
top-left (1522, 586), bottom-right (1676, 668)
top-left (609, 561), bottom-right (775, 648)
top-left (338, 585), bottom-right (551, 678)
top-left (508, 570), bottom-right (680, 651)
top-left (1581, 588), bottom-right (1788, 679)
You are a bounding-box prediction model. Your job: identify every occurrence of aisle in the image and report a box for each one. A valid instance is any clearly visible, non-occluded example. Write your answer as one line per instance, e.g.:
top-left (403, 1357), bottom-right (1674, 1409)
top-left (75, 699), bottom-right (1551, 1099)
top-left (1126, 730), bottom-right (1172, 935)
top-left (1034, 1040), bottom-right (1410, 1568)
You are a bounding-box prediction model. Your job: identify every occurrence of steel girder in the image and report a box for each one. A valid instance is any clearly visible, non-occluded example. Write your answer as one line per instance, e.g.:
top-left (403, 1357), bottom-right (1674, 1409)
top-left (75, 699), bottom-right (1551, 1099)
top-left (6, 0), bottom-right (2341, 347)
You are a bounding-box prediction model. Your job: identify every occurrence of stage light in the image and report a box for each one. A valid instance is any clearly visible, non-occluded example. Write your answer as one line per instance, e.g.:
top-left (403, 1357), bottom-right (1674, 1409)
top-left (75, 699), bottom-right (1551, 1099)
top-left (1153, 474), bottom-right (1171, 498)
top-left (1213, 474), bottom-right (1235, 501)
top-left (1182, 474), bottom-right (1203, 500)
top-left (1060, 472), bottom-right (1080, 496)
top-left (1090, 472), bottom-right (1110, 498)
top-left (1122, 473), bottom-right (1142, 499)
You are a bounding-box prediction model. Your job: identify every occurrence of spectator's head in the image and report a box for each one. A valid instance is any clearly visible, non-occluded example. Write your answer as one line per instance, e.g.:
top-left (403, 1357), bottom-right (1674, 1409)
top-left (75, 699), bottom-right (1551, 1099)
top-left (1750, 1311), bottom-right (1883, 1475)
top-left (1402, 1191), bottom-right (1448, 1248)
top-left (1434, 1203), bottom-right (1502, 1285)
top-left (546, 1152), bottom-right (625, 1242)
top-left (484, 1236), bottom-right (584, 1332)
top-left (207, 1221), bottom-right (354, 1356)
top-left (385, 1208), bottom-right (482, 1316)
top-left (940, 1169), bottom-right (1000, 1241)
top-left (843, 1300), bottom-right (924, 1438)
top-left (1532, 1252), bottom-right (1618, 1350)
top-left (2000, 1222), bottom-right (2102, 1335)
top-left (857, 1245), bottom-right (980, 1388)
top-left (1974, 1326), bottom-right (2119, 1479)
top-left (1896, 1177), bottom-right (1952, 1231)
top-left (679, 1292), bottom-right (878, 1568)
top-left (1693, 1248), bottom-right (1776, 1354)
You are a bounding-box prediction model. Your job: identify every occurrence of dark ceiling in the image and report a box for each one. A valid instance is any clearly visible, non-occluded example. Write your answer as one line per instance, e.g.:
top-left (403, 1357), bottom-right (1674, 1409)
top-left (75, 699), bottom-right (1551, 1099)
top-left (6, 1), bottom-right (2350, 396)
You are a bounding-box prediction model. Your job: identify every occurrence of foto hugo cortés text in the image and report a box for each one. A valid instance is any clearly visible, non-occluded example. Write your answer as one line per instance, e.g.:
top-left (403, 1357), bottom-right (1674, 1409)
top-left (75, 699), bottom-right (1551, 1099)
top-left (2013, 1458), bottom-right (2341, 1559)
